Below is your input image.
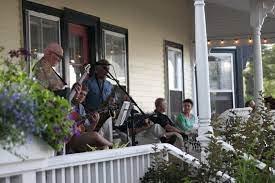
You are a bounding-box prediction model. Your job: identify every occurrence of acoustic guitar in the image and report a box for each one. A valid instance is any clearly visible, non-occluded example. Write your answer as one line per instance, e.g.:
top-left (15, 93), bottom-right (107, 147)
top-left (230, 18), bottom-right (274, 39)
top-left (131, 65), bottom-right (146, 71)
top-left (85, 105), bottom-right (118, 132)
top-left (70, 105), bottom-right (118, 133)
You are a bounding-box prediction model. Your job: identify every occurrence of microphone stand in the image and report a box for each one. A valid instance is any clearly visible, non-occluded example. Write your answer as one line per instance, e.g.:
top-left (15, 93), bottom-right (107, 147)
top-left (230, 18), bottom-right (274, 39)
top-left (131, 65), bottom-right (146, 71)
top-left (105, 70), bottom-right (145, 146)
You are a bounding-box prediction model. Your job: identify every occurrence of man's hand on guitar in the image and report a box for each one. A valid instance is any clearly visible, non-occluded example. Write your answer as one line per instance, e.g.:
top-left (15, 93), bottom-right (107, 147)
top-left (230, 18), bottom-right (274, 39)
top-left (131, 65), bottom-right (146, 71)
top-left (72, 83), bottom-right (82, 97)
top-left (143, 119), bottom-right (153, 129)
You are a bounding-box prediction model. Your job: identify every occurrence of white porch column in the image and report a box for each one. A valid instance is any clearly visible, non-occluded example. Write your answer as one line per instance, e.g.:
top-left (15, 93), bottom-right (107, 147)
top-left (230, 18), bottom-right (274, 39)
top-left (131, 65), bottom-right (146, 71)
top-left (250, 0), bottom-right (275, 102)
top-left (252, 26), bottom-right (264, 101)
top-left (194, 0), bottom-right (213, 161)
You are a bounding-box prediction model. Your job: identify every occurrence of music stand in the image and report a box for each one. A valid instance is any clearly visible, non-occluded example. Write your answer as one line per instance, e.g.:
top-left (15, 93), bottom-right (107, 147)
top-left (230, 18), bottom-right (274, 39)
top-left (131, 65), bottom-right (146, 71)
top-left (115, 101), bottom-right (132, 127)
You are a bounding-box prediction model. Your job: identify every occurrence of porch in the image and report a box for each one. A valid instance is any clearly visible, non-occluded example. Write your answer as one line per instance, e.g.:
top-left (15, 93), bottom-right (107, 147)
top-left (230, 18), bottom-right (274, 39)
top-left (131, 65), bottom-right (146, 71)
top-left (0, 0), bottom-right (275, 182)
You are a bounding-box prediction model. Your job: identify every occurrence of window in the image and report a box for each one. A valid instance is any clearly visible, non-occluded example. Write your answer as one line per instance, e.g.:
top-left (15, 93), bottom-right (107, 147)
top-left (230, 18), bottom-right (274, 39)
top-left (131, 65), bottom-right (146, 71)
top-left (26, 10), bottom-right (62, 75)
top-left (165, 41), bottom-right (184, 120)
top-left (168, 47), bottom-right (183, 91)
top-left (102, 30), bottom-right (127, 87)
top-left (209, 52), bottom-right (235, 114)
top-left (102, 24), bottom-right (129, 103)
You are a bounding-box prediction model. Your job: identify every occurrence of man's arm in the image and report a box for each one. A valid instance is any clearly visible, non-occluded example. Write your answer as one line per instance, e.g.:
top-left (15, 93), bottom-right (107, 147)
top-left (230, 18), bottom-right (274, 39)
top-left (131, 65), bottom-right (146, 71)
top-left (164, 123), bottom-right (183, 134)
top-left (129, 120), bottom-right (152, 135)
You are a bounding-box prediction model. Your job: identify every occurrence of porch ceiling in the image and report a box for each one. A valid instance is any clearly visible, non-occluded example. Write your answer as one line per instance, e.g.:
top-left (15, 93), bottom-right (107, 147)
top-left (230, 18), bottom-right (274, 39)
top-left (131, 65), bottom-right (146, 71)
top-left (206, 0), bottom-right (250, 12)
top-left (205, 0), bottom-right (275, 45)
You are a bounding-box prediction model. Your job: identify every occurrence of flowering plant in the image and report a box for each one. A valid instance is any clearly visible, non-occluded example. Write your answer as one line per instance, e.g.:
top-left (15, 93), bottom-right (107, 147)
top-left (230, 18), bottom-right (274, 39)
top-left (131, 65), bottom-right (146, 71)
top-left (0, 89), bottom-right (37, 149)
top-left (0, 47), bottom-right (73, 151)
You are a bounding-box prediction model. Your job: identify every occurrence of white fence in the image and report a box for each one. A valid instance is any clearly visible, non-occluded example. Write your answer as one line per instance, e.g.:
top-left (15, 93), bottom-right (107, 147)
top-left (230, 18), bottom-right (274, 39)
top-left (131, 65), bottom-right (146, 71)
top-left (1, 145), bottom-right (154, 183)
top-left (0, 143), bottom-right (235, 183)
top-left (0, 143), bottom-right (201, 183)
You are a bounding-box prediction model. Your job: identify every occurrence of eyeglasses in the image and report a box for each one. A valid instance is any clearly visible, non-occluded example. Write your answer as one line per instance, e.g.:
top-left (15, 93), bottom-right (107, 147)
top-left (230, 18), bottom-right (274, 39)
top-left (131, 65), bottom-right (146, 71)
top-left (51, 51), bottom-right (64, 61)
top-left (102, 66), bottom-right (110, 71)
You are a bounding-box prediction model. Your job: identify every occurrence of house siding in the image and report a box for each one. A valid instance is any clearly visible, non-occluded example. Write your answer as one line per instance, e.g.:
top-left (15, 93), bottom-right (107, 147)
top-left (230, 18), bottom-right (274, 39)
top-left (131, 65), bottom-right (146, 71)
top-left (0, 0), bottom-right (194, 112)
top-left (0, 0), bottom-right (22, 54)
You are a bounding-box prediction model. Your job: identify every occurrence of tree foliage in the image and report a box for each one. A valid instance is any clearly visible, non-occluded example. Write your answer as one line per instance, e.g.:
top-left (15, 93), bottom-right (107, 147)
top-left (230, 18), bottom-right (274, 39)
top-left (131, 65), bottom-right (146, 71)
top-left (243, 45), bottom-right (275, 100)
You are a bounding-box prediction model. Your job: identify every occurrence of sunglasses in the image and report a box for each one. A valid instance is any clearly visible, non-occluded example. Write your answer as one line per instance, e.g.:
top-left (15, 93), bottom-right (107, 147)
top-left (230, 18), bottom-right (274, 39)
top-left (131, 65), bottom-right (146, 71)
top-left (51, 51), bottom-right (64, 60)
top-left (102, 66), bottom-right (110, 71)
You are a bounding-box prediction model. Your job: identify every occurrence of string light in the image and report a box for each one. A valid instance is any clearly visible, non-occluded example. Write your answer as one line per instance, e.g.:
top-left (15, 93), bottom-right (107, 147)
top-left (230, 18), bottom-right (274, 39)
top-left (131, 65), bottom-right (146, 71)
top-left (205, 37), bottom-right (273, 46)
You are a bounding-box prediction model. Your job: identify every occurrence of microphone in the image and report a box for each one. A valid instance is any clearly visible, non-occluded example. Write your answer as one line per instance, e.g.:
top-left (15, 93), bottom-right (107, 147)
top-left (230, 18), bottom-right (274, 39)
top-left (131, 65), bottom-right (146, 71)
top-left (106, 74), bottom-right (112, 79)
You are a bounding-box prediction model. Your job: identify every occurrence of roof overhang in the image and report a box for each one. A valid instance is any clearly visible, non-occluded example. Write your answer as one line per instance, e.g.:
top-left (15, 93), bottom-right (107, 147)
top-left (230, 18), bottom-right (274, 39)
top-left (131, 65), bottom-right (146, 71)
top-left (205, 0), bottom-right (275, 46)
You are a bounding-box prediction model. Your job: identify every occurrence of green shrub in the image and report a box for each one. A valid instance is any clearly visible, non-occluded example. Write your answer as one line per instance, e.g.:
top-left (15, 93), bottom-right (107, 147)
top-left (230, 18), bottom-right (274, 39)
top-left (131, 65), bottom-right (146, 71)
top-left (0, 48), bottom-right (73, 151)
top-left (141, 96), bottom-right (275, 182)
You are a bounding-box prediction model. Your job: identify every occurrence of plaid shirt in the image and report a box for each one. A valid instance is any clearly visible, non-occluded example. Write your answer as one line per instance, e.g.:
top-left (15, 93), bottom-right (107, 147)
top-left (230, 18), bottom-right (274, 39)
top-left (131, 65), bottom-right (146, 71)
top-left (33, 58), bottom-right (65, 91)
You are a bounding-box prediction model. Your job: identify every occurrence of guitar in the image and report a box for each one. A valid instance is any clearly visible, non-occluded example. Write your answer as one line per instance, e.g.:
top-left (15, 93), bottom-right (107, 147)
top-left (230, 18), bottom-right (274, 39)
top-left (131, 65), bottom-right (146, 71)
top-left (70, 104), bottom-right (118, 133)
top-left (85, 104), bottom-right (118, 132)
top-left (68, 64), bottom-right (91, 103)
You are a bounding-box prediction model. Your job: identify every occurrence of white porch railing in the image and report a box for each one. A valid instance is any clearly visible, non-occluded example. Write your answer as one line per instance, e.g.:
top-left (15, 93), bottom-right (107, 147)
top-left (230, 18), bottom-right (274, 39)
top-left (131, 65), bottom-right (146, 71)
top-left (1, 144), bottom-right (155, 183)
top-left (0, 143), bottom-right (235, 183)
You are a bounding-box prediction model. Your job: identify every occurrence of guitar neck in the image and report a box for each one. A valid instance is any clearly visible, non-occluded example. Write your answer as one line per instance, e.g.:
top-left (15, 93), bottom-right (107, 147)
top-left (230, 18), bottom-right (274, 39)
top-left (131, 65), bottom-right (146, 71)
top-left (69, 72), bottom-right (89, 102)
top-left (78, 72), bottom-right (88, 84)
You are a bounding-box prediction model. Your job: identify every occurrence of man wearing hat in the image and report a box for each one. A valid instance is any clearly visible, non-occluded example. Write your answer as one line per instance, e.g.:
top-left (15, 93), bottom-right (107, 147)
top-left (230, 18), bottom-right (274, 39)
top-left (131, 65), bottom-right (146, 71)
top-left (33, 42), bottom-right (66, 92)
top-left (83, 59), bottom-right (115, 142)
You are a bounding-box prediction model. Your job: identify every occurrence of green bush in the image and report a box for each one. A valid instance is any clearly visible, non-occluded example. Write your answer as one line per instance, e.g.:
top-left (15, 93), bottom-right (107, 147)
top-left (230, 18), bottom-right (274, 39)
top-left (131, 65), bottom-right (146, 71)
top-left (0, 47), bottom-right (73, 151)
top-left (141, 97), bottom-right (275, 182)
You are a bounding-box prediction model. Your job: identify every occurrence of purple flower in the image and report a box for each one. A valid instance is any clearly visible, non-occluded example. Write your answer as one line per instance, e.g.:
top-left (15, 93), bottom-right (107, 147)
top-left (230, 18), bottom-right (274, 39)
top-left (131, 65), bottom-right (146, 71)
top-left (0, 89), bottom-right (37, 135)
top-left (19, 48), bottom-right (31, 57)
top-left (71, 123), bottom-right (81, 136)
top-left (11, 93), bottom-right (21, 101)
top-left (53, 126), bottom-right (61, 133)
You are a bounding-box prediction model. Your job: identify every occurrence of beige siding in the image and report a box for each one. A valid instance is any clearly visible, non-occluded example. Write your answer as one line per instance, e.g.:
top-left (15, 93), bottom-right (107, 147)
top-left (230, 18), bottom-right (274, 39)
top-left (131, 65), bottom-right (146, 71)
top-left (0, 0), bottom-right (22, 54)
top-left (1, 0), bottom-right (195, 112)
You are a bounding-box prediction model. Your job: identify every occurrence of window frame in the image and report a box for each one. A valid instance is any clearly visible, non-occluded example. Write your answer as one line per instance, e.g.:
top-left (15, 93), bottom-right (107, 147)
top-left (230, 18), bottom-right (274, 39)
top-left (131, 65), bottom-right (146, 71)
top-left (101, 22), bottom-right (129, 92)
top-left (164, 40), bottom-right (184, 117)
top-left (167, 46), bottom-right (184, 92)
top-left (209, 52), bottom-right (235, 95)
top-left (26, 10), bottom-right (62, 73)
top-left (209, 47), bottom-right (245, 112)
top-left (27, 10), bottom-right (61, 49)
top-left (209, 52), bottom-right (236, 112)
top-left (22, 0), bottom-right (63, 75)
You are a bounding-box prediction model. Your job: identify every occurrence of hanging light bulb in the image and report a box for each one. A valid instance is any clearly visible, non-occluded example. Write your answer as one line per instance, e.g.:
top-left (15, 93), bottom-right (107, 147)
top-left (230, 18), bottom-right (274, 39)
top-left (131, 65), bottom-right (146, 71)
top-left (220, 40), bottom-right (224, 45)
top-left (248, 37), bottom-right (253, 44)
top-left (263, 38), bottom-right (268, 44)
top-left (207, 40), bottom-right (211, 45)
top-left (234, 39), bottom-right (239, 44)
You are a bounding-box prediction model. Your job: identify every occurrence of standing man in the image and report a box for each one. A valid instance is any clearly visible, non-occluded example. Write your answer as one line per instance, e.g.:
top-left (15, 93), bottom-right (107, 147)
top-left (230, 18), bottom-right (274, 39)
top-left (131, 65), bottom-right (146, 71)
top-left (33, 43), bottom-right (67, 95)
top-left (84, 59), bottom-right (115, 142)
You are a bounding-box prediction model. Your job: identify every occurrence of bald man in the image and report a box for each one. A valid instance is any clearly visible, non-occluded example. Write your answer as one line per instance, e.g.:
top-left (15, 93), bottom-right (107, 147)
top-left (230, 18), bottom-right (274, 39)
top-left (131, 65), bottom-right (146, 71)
top-left (33, 43), bottom-right (66, 91)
